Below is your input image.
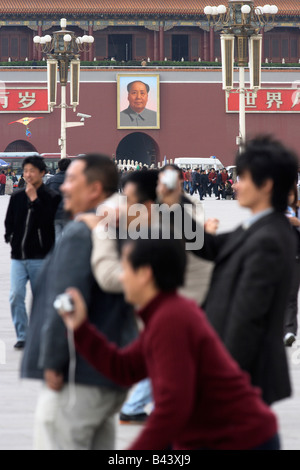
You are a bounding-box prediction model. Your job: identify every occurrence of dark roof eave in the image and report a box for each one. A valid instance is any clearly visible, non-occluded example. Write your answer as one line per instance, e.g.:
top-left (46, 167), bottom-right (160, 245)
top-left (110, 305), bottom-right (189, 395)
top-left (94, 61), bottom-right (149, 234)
top-left (1, 10), bottom-right (300, 21)
top-left (0, 12), bottom-right (208, 21)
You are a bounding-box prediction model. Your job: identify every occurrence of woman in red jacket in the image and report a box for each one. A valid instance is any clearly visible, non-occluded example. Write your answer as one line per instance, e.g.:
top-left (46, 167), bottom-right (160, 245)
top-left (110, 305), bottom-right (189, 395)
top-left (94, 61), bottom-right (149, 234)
top-left (0, 170), bottom-right (6, 195)
top-left (59, 236), bottom-right (280, 450)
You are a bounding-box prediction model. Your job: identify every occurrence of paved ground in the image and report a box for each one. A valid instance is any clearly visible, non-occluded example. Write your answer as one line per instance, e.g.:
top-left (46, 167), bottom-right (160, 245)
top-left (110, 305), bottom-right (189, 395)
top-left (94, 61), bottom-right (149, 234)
top-left (0, 194), bottom-right (299, 450)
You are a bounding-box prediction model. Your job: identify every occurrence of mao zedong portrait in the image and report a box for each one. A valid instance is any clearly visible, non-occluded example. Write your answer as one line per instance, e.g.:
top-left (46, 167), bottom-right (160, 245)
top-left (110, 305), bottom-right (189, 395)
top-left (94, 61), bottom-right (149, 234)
top-left (120, 80), bottom-right (157, 127)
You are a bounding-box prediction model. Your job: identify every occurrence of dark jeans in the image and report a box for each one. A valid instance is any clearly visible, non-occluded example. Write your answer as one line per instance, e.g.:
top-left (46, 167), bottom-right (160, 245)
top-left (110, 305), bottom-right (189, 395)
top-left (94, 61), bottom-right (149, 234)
top-left (0, 183), bottom-right (5, 195)
top-left (190, 184), bottom-right (198, 195)
top-left (218, 189), bottom-right (225, 199)
top-left (199, 185), bottom-right (205, 200)
top-left (185, 181), bottom-right (192, 193)
top-left (211, 183), bottom-right (218, 196)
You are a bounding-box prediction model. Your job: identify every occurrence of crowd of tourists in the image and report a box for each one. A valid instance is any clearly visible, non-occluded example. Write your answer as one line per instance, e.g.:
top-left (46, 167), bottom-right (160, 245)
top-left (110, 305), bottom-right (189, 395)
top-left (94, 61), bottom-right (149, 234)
top-left (2, 135), bottom-right (300, 451)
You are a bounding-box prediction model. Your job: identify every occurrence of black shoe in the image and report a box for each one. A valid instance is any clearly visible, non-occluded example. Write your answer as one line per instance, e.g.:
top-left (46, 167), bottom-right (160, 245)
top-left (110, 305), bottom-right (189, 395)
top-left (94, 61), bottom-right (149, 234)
top-left (14, 341), bottom-right (25, 350)
top-left (119, 412), bottom-right (148, 424)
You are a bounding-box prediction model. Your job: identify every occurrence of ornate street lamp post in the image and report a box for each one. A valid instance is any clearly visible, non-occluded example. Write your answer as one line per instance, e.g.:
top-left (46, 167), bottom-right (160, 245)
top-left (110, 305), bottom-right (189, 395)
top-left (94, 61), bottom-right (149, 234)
top-left (33, 18), bottom-right (94, 158)
top-left (204, 2), bottom-right (278, 152)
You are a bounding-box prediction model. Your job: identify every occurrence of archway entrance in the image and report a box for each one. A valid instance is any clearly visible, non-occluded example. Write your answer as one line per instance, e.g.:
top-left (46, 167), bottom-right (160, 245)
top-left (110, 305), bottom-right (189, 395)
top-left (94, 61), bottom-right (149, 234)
top-left (116, 132), bottom-right (159, 167)
top-left (4, 140), bottom-right (38, 152)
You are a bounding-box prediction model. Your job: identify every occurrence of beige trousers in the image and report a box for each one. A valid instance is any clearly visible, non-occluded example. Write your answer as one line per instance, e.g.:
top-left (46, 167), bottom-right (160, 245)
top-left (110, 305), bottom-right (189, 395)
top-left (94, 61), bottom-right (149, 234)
top-left (33, 383), bottom-right (126, 450)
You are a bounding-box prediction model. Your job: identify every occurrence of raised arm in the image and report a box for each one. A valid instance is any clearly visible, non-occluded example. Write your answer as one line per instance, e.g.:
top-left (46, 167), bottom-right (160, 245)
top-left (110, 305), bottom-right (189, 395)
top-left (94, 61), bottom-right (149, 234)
top-left (60, 287), bottom-right (147, 387)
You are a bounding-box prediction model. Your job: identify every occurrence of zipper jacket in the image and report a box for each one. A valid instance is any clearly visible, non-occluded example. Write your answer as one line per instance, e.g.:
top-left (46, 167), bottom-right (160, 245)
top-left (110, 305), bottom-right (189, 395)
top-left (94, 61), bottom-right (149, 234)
top-left (4, 185), bottom-right (61, 260)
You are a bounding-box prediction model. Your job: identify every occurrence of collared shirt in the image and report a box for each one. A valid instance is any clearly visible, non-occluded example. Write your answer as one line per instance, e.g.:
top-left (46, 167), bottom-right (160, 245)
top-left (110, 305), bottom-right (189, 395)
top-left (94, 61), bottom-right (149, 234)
top-left (120, 106), bottom-right (157, 127)
top-left (242, 207), bottom-right (274, 230)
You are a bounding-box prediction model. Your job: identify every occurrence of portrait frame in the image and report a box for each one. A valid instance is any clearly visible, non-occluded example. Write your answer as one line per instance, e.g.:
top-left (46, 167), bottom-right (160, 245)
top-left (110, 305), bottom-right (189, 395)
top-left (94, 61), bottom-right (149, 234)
top-left (117, 74), bottom-right (160, 129)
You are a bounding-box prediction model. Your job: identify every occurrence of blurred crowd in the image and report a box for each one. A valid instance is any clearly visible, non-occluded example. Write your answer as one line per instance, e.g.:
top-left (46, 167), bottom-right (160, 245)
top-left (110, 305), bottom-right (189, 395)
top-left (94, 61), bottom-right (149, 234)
top-left (2, 135), bottom-right (300, 451)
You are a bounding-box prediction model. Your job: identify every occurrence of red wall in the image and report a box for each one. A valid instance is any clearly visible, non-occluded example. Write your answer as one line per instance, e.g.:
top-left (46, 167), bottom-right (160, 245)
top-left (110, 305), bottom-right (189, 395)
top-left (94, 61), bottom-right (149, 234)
top-left (2, 78), bottom-right (300, 167)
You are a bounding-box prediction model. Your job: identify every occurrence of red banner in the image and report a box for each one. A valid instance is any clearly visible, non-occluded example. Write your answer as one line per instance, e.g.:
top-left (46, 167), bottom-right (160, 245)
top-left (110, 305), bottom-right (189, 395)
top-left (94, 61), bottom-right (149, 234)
top-left (0, 88), bottom-right (49, 113)
top-left (226, 88), bottom-right (300, 113)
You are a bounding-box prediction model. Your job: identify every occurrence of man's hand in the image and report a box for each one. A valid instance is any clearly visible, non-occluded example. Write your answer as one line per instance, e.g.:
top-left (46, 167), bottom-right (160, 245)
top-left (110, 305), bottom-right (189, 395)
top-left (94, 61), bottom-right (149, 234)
top-left (25, 182), bottom-right (38, 202)
top-left (58, 287), bottom-right (88, 332)
top-left (44, 369), bottom-right (64, 391)
top-left (288, 216), bottom-right (300, 228)
top-left (76, 207), bottom-right (120, 229)
top-left (205, 218), bottom-right (219, 234)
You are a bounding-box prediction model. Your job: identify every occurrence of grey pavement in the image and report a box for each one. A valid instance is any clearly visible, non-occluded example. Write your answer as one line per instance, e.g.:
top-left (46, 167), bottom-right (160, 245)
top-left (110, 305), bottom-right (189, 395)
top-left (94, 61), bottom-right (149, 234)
top-left (0, 194), bottom-right (299, 450)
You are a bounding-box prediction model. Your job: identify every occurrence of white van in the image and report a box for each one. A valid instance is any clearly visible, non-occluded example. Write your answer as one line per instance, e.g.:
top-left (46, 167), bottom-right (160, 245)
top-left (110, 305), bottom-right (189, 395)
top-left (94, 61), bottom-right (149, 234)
top-left (173, 157), bottom-right (224, 171)
top-left (226, 165), bottom-right (236, 173)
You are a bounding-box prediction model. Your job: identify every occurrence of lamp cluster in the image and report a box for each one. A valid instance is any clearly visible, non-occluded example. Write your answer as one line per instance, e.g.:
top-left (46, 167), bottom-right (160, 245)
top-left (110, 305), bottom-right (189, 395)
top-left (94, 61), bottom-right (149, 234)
top-left (204, 4), bottom-right (278, 16)
top-left (33, 18), bottom-right (94, 55)
top-left (203, 2), bottom-right (279, 152)
top-left (204, 2), bottom-right (278, 31)
top-left (33, 34), bottom-right (94, 46)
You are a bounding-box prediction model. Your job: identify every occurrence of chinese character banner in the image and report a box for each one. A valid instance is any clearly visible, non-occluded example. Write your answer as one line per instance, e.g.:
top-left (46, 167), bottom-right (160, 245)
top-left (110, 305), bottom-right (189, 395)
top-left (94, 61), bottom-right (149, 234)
top-left (0, 88), bottom-right (49, 113)
top-left (226, 88), bottom-right (300, 113)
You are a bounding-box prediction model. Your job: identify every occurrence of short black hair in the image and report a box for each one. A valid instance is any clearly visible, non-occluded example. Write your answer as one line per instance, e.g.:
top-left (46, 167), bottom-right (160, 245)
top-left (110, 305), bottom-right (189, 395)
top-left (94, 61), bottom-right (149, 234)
top-left (126, 235), bottom-right (186, 291)
top-left (122, 169), bottom-right (159, 203)
top-left (22, 155), bottom-right (46, 173)
top-left (236, 135), bottom-right (299, 212)
top-left (127, 80), bottom-right (150, 93)
top-left (76, 153), bottom-right (118, 196)
top-left (58, 158), bottom-right (72, 172)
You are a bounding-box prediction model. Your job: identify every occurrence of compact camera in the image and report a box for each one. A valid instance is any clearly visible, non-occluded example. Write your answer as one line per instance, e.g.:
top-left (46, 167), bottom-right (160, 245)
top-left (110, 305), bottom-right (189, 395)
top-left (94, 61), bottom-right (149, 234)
top-left (160, 169), bottom-right (178, 190)
top-left (53, 293), bottom-right (74, 313)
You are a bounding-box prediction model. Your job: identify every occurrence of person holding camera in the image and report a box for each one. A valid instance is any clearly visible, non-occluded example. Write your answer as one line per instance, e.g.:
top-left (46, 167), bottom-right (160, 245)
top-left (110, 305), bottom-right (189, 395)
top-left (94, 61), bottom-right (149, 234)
top-left (58, 235), bottom-right (280, 450)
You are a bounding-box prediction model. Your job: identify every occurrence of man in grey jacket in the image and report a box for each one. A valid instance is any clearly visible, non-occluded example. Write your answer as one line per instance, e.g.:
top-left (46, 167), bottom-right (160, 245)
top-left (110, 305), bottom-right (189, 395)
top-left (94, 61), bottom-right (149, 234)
top-left (21, 154), bottom-right (137, 450)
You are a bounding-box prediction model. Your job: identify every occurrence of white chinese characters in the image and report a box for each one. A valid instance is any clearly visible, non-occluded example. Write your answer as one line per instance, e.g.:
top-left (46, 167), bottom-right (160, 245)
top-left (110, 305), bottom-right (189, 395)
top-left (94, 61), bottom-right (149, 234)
top-left (18, 92), bottom-right (36, 109)
top-left (245, 91), bottom-right (257, 108)
top-left (266, 92), bottom-right (283, 109)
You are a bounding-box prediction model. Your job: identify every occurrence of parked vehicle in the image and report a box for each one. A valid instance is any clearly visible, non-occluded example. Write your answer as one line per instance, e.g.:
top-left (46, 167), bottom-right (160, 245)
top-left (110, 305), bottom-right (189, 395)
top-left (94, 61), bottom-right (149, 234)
top-left (173, 157), bottom-right (224, 171)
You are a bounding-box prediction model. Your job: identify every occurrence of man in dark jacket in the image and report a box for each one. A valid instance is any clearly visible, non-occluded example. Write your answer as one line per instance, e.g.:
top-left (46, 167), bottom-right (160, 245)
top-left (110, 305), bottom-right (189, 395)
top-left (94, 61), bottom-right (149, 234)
top-left (202, 170), bottom-right (210, 197)
top-left (200, 170), bottom-right (208, 200)
top-left (46, 158), bottom-right (72, 240)
top-left (190, 168), bottom-right (201, 197)
top-left (21, 154), bottom-right (137, 450)
top-left (196, 136), bottom-right (299, 405)
top-left (4, 155), bottom-right (61, 349)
